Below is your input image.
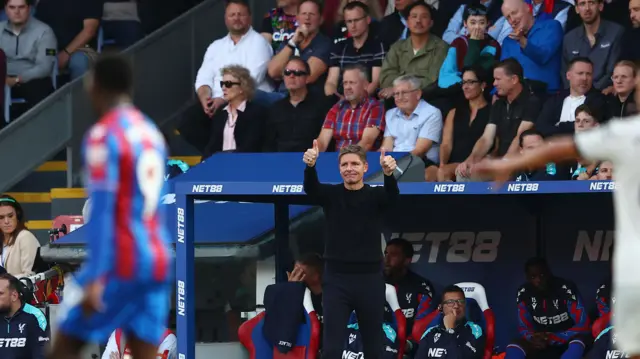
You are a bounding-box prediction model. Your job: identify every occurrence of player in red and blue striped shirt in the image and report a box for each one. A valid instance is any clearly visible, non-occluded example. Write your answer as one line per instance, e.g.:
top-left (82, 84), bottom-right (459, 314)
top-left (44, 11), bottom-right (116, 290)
top-left (50, 54), bottom-right (172, 359)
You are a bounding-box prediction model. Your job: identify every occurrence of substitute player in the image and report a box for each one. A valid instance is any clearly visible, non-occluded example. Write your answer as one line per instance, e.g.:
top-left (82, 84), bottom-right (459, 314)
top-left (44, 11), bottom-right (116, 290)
top-left (49, 54), bottom-right (172, 359)
top-left (474, 76), bottom-right (640, 359)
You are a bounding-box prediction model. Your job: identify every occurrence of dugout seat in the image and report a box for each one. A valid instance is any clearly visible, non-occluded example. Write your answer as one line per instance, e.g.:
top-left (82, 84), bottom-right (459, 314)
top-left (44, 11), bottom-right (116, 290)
top-left (592, 312), bottom-right (611, 338)
top-left (385, 283), bottom-right (407, 359)
top-left (411, 282), bottom-right (495, 359)
top-left (238, 288), bottom-right (321, 359)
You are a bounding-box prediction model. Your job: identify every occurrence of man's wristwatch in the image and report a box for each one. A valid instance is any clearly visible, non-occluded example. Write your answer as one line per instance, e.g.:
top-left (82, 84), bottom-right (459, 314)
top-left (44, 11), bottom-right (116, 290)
top-left (445, 328), bottom-right (455, 334)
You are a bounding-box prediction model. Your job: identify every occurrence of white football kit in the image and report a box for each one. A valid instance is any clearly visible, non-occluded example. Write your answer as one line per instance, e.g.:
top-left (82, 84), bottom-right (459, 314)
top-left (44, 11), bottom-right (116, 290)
top-left (575, 114), bottom-right (640, 355)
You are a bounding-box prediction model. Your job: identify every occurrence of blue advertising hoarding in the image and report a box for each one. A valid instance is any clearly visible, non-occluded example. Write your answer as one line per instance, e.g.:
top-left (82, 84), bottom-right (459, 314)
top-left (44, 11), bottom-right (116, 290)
top-left (174, 176), bottom-right (614, 359)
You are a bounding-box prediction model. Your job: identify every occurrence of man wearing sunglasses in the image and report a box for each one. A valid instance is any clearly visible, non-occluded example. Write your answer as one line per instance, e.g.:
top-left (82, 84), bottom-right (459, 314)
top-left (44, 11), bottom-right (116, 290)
top-left (414, 285), bottom-right (485, 359)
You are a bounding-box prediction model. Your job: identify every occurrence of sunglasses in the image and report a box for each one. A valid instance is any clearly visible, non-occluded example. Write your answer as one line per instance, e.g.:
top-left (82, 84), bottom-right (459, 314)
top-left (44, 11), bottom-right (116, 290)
top-left (220, 81), bottom-right (241, 88)
top-left (284, 69), bottom-right (308, 77)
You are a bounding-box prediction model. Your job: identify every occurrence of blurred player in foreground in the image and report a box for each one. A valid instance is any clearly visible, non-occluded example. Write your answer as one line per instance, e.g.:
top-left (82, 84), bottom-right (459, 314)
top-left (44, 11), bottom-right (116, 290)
top-left (474, 76), bottom-right (640, 359)
top-left (49, 54), bottom-right (172, 359)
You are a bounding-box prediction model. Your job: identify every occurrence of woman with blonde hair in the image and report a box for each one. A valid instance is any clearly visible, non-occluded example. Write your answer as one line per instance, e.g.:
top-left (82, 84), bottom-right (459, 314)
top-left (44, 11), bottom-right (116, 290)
top-left (203, 65), bottom-right (266, 158)
top-left (0, 194), bottom-right (40, 278)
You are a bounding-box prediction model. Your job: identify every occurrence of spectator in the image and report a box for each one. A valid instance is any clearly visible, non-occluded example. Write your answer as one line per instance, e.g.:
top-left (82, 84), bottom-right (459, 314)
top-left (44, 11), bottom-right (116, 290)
top-left (489, 0), bottom-right (576, 45)
top-left (332, 0), bottom-right (383, 44)
top-left (441, 0), bottom-right (503, 44)
top-left (457, 59), bottom-right (539, 179)
top-left (415, 285), bottom-right (485, 359)
top-left (619, 0), bottom-right (640, 62)
top-left (570, 104), bottom-right (601, 180)
top-left (514, 129), bottom-right (571, 181)
top-left (380, 75), bottom-right (442, 181)
top-left (102, 328), bottom-right (176, 359)
top-left (594, 160), bottom-right (613, 180)
top-left (264, 57), bottom-right (330, 152)
top-left (562, 0), bottom-right (624, 92)
top-left (537, 57), bottom-right (606, 137)
top-left (436, 66), bottom-right (491, 182)
top-left (500, 0), bottom-right (564, 94)
top-left (506, 258), bottom-right (590, 359)
top-left (0, 0), bottom-right (56, 116)
top-left (377, 0), bottom-right (417, 48)
top-left (101, 1), bottom-right (144, 49)
top-left (181, 0), bottom-right (273, 153)
top-left (325, 1), bottom-right (385, 97)
top-left (438, 2), bottom-right (501, 89)
top-left (0, 195), bottom-right (40, 278)
top-left (267, 0), bottom-right (332, 98)
top-left (0, 273), bottom-right (49, 359)
top-left (287, 252), bottom-right (324, 323)
top-left (260, 0), bottom-right (300, 51)
top-left (605, 60), bottom-right (637, 118)
top-left (379, 2), bottom-right (448, 100)
top-left (383, 238), bottom-right (435, 357)
top-left (36, 0), bottom-right (101, 80)
top-left (316, 65), bottom-right (385, 151)
top-left (202, 65), bottom-right (266, 158)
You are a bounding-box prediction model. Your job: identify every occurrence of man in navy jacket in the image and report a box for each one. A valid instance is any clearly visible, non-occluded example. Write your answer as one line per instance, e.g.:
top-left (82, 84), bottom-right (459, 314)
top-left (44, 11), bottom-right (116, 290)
top-left (415, 285), bottom-right (485, 359)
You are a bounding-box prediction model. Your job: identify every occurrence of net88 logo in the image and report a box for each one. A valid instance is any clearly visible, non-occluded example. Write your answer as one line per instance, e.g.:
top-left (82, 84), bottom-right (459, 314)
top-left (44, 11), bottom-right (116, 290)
top-left (385, 232), bottom-right (502, 263)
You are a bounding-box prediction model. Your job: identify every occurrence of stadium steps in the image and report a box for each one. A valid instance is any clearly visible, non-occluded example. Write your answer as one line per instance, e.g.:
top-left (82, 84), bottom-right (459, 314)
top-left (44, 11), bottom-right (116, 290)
top-left (7, 156), bottom-right (201, 244)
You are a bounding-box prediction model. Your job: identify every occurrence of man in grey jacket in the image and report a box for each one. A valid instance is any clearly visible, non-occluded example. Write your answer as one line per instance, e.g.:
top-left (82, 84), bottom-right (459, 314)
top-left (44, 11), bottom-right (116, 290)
top-left (561, 0), bottom-right (624, 92)
top-left (0, 0), bottom-right (56, 119)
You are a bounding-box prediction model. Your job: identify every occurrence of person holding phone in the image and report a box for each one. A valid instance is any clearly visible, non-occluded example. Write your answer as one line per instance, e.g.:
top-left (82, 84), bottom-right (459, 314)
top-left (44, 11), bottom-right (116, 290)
top-left (414, 285), bottom-right (484, 359)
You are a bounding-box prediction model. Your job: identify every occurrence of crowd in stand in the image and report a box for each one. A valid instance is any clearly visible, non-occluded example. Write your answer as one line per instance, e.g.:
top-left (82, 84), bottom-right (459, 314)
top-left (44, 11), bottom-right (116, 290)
top-left (180, 0), bottom-right (640, 182)
top-left (0, 0), bottom-right (202, 126)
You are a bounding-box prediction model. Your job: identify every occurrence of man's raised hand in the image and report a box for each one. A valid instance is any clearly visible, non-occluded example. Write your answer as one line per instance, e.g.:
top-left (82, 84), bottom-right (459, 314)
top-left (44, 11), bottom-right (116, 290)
top-left (380, 148), bottom-right (397, 176)
top-left (303, 139), bottom-right (320, 167)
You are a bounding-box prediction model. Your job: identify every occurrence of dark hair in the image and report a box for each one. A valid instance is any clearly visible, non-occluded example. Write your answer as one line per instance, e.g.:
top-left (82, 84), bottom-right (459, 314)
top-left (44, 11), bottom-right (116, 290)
top-left (461, 65), bottom-right (488, 84)
top-left (441, 285), bottom-right (465, 301)
top-left (343, 0), bottom-right (370, 16)
top-left (225, 0), bottom-right (251, 13)
top-left (286, 56), bottom-right (311, 75)
top-left (495, 58), bottom-right (524, 81)
top-left (298, 0), bottom-right (323, 15)
top-left (574, 104), bottom-right (602, 123)
top-left (568, 56), bottom-right (593, 71)
top-left (338, 144), bottom-right (367, 163)
top-left (518, 128), bottom-right (544, 147)
top-left (3, 0), bottom-right (34, 7)
top-left (463, 2), bottom-right (488, 22)
top-left (297, 253), bottom-right (324, 273)
top-left (0, 194), bottom-right (26, 247)
top-left (524, 257), bottom-right (549, 273)
top-left (386, 238), bottom-right (414, 258)
top-left (403, 1), bottom-right (434, 19)
top-left (92, 54), bottom-right (134, 96)
top-left (0, 273), bottom-right (23, 299)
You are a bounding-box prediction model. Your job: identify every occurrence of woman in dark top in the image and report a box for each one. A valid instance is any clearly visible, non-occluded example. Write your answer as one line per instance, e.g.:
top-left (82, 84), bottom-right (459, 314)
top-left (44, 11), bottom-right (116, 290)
top-left (433, 66), bottom-right (490, 181)
top-left (203, 65), bottom-right (266, 158)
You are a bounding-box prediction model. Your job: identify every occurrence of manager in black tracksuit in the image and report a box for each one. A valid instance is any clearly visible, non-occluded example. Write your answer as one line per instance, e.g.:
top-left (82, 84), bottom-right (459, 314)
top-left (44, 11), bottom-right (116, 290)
top-left (303, 141), bottom-right (399, 359)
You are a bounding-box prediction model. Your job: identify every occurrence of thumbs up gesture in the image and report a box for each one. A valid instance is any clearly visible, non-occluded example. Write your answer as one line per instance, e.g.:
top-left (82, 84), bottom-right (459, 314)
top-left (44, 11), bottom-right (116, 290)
top-left (380, 148), bottom-right (396, 176)
top-left (303, 140), bottom-right (320, 167)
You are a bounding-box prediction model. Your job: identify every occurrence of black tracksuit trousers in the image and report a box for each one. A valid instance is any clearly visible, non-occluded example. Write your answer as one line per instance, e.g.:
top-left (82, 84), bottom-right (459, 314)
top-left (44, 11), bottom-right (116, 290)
top-left (321, 268), bottom-right (386, 359)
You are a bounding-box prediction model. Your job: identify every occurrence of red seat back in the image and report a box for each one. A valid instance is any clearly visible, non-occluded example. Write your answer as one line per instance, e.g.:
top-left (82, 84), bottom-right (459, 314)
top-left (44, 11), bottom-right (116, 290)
top-left (385, 284), bottom-right (407, 359)
top-left (456, 282), bottom-right (495, 359)
top-left (238, 288), bottom-right (321, 359)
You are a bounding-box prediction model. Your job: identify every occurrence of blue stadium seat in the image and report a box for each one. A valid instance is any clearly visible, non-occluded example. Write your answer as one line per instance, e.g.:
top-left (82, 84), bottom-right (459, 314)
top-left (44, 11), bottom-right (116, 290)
top-left (238, 288), bottom-right (321, 359)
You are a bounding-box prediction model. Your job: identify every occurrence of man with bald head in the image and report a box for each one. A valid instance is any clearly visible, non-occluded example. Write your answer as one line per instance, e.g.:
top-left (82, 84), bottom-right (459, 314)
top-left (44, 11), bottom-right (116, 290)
top-left (500, 0), bottom-right (564, 94)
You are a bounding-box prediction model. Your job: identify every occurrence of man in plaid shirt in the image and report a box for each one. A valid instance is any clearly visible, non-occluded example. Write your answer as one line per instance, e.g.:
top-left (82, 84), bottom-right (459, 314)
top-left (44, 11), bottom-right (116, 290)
top-left (316, 65), bottom-right (386, 152)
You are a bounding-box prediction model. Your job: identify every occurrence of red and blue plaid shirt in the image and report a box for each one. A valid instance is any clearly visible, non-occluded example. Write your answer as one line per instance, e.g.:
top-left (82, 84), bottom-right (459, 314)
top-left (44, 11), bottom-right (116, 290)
top-left (322, 96), bottom-right (385, 150)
